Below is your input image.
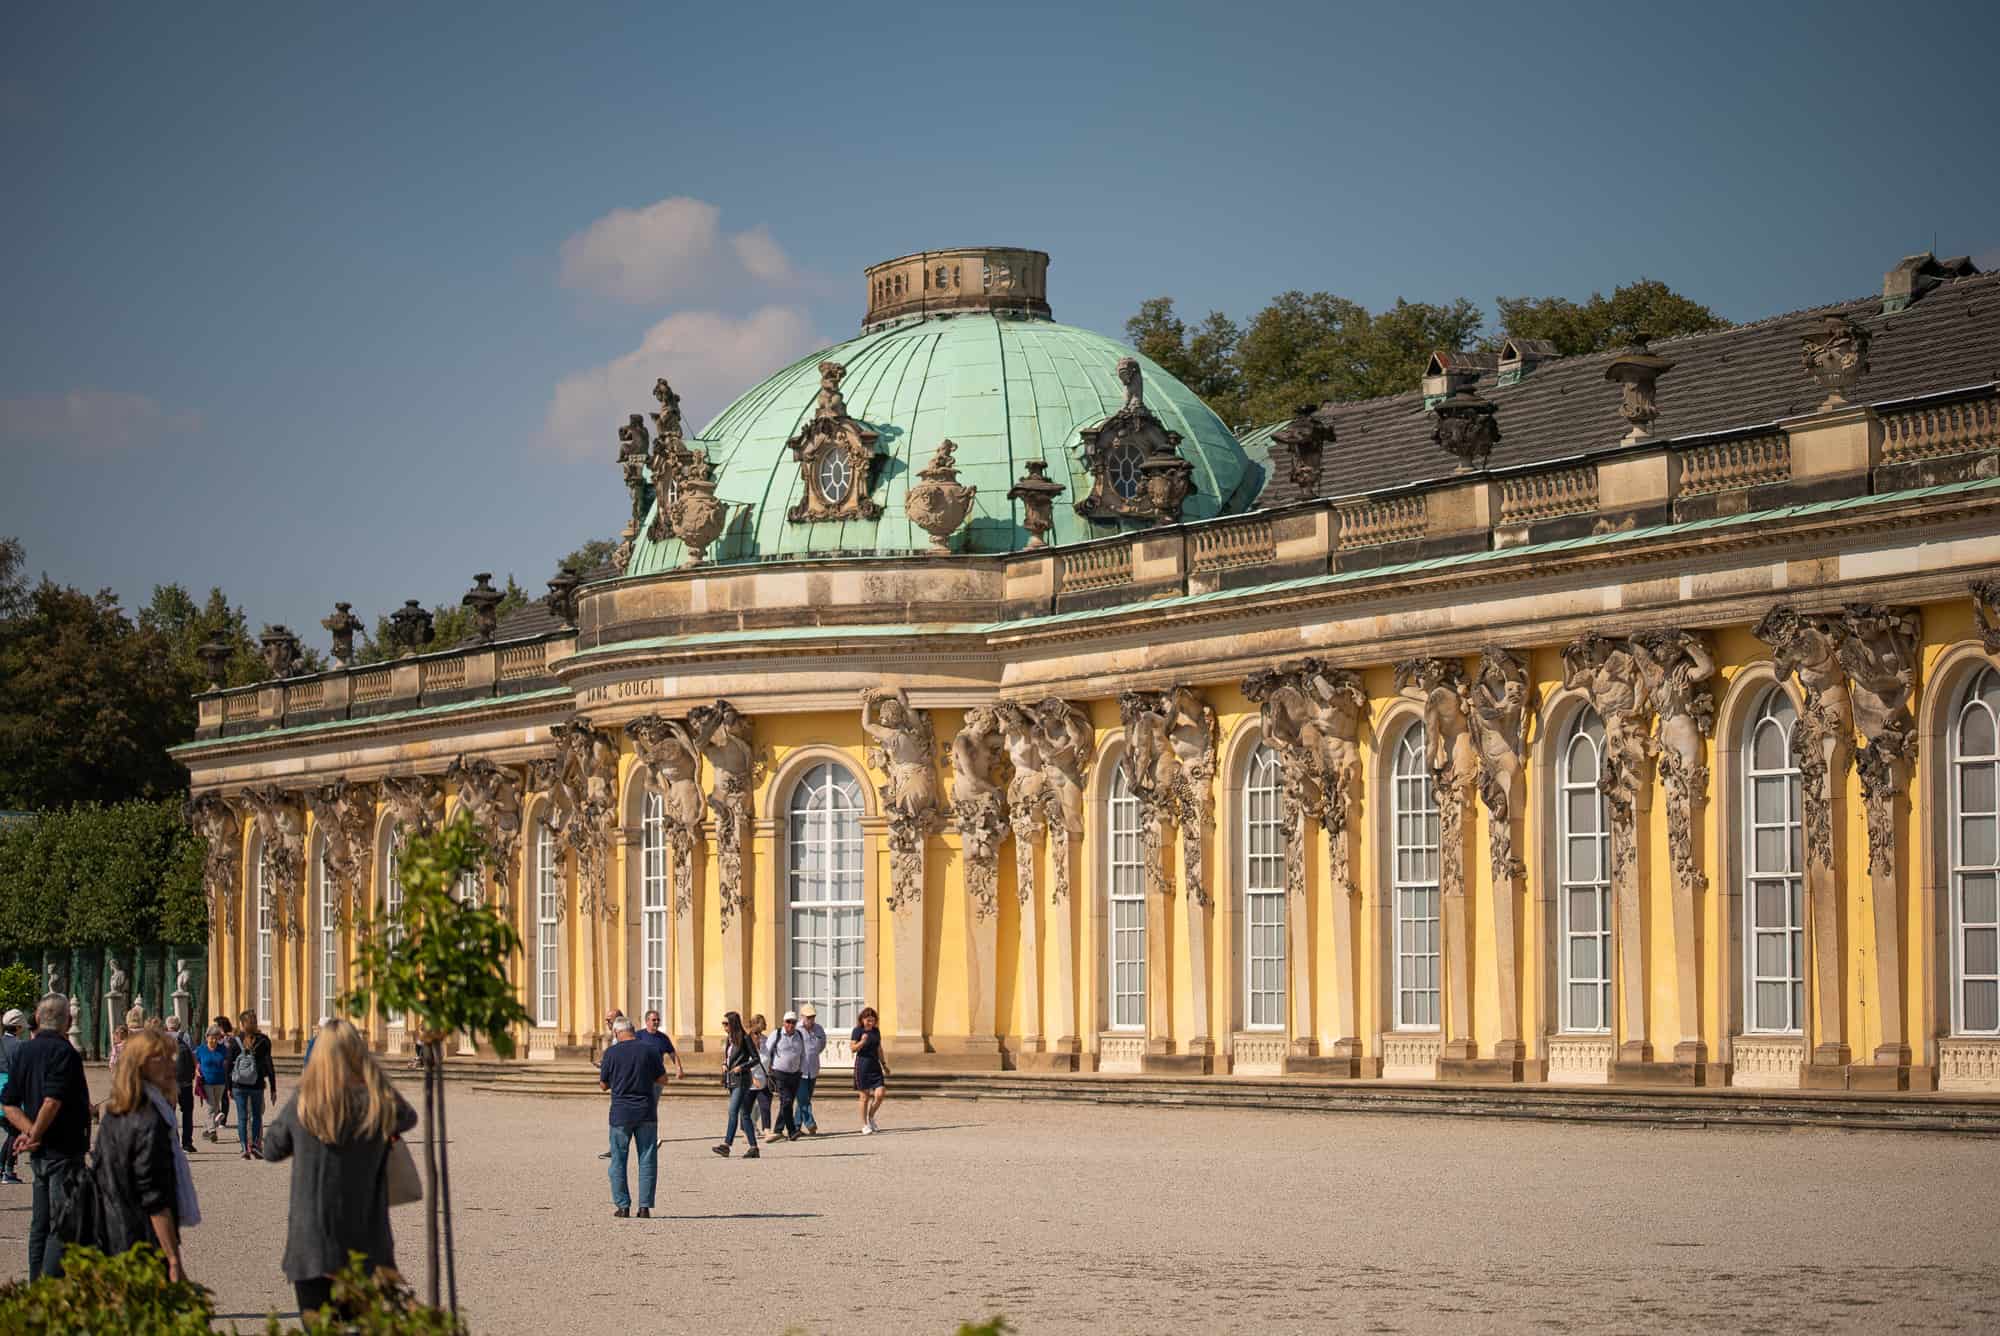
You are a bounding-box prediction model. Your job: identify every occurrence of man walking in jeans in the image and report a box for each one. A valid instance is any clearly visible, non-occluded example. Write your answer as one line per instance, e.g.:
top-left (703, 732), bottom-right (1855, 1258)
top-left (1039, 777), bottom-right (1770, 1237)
top-left (2, 994), bottom-right (93, 1277)
top-left (597, 1017), bottom-right (666, 1218)
top-left (796, 1004), bottom-right (827, 1135)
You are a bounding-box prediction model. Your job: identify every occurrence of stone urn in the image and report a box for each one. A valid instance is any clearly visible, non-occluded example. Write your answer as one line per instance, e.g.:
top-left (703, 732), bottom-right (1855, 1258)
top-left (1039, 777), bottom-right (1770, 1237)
top-left (1802, 313), bottom-right (1871, 408)
top-left (670, 450), bottom-right (726, 568)
top-left (1007, 458), bottom-right (1064, 548)
top-left (1138, 448), bottom-right (1195, 524)
top-left (906, 439), bottom-right (978, 552)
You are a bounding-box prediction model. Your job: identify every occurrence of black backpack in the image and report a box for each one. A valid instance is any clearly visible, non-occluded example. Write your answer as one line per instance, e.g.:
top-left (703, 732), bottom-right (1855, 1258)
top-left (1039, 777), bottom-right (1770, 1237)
top-left (50, 1152), bottom-right (108, 1250)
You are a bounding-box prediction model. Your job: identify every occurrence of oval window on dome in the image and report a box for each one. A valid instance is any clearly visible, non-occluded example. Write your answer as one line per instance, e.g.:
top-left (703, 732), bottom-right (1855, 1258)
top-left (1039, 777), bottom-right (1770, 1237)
top-left (816, 451), bottom-right (853, 505)
top-left (1106, 441), bottom-right (1145, 500)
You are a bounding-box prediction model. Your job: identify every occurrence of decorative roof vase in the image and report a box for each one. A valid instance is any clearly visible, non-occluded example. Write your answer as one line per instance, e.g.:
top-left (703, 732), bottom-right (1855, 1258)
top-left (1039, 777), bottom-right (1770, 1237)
top-left (1006, 459), bottom-right (1065, 549)
top-left (1430, 386), bottom-right (1502, 473)
top-left (1802, 314), bottom-right (1871, 409)
top-left (462, 573), bottom-right (503, 643)
top-left (1604, 336), bottom-right (1675, 443)
top-left (259, 625), bottom-right (302, 680)
top-left (387, 600), bottom-right (435, 657)
top-left (670, 450), bottom-right (726, 568)
top-left (905, 440), bottom-right (978, 552)
top-left (320, 602), bottom-right (363, 667)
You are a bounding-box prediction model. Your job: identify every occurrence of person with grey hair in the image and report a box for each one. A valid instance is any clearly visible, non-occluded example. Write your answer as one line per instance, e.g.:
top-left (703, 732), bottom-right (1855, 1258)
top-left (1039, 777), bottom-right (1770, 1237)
top-left (2, 994), bottom-right (93, 1277)
top-left (597, 1017), bottom-right (666, 1218)
top-left (165, 1016), bottom-right (199, 1152)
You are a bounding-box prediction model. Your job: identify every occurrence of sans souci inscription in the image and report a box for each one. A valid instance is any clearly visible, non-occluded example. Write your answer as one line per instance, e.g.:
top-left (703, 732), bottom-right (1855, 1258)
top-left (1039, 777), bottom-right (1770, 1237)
top-left (579, 677), bottom-right (665, 706)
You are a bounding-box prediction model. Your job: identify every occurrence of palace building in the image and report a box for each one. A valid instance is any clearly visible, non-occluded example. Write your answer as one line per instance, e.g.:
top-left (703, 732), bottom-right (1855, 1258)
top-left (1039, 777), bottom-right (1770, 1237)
top-left (176, 245), bottom-right (2000, 1091)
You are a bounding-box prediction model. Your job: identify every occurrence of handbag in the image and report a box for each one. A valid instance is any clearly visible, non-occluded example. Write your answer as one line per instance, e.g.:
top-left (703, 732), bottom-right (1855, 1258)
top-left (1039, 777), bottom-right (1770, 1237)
top-left (51, 1154), bottom-right (108, 1249)
top-left (385, 1137), bottom-right (422, 1207)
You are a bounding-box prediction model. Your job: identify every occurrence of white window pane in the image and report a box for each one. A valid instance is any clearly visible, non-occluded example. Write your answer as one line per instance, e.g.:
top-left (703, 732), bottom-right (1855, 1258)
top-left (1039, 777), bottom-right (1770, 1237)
top-left (1960, 705), bottom-right (1997, 758)
top-left (1964, 980), bottom-right (1999, 1033)
top-left (1965, 817), bottom-right (1999, 869)
top-left (1966, 927), bottom-right (1999, 977)
top-left (1963, 873), bottom-right (1999, 925)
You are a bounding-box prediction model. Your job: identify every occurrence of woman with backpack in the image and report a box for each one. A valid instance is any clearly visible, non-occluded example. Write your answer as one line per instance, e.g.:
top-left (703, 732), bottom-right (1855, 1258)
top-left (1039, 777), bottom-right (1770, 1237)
top-left (710, 1011), bottom-right (765, 1159)
top-left (231, 1009), bottom-right (277, 1159)
top-left (92, 1028), bottom-right (199, 1279)
top-left (262, 1019), bottom-right (417, 1320)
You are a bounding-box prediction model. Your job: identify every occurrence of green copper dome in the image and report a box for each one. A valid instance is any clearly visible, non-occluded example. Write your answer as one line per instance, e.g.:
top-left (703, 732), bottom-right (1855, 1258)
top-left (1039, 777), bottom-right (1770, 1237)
top-left (624, 311), bottom-right (1262, 574)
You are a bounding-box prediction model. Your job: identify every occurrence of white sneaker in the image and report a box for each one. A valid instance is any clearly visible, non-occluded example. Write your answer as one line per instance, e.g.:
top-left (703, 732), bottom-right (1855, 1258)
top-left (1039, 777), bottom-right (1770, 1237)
top-left (859, 1124), bottom-right (873, 1135)
top-left (868, 1118), bottom-right (879, 1133)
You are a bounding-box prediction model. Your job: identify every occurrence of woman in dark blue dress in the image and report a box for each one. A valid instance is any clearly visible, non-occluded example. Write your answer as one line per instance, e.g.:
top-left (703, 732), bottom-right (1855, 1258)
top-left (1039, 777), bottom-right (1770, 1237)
top-left (850, 1006), bottom-right (887, 1134)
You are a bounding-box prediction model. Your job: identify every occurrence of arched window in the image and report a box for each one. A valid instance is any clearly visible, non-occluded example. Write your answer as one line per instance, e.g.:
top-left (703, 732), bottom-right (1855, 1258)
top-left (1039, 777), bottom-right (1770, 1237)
top-left (1952, 667), bottom-right (2000, 1035)
top-left (534, 819), bottom-right (561, 1029)
top-left (255, 843), bottom-right (275, 1024)
top-left (1107, 766), bottom-right (1145, 1030)
top-left (315, 836), bottom-right (338, 1021)
top-left (456, 867), bottom-right (482, 905)
top-left (1391, 724), bottom-right (1440, 1030)
top-left (1558, 711), bottom-right (1611, 1033)
top-left (788, 763), bottom-right (865, 1028)
top-left (1243, 744), bottom-right (1286, 1030)
top-left (382, 826), bottom-right (404, 1023)
top-left (640, 788), bottom-right (668, 1020)
top-left (1744, 688), bottom-right (1805, 1034)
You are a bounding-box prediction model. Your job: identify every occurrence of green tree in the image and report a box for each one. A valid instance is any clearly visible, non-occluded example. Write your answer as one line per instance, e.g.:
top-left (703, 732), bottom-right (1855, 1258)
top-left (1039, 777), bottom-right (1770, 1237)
top-left (0, 962), bottom-right (36, 1018)
top-left (1125, 297), bottom-right (1245, 427)
top-left (558, 538), bottom-right (619, 574)
top-left (0, 801), bottom-right (206, 953)
top-left (1494, 278), bottom-right (1729, 356)
top-left (1234, 291), bottom-right (1484, 424)
top-left (342, 814), bottom-right (528, 1316)
top-left (140, 583), bottom-right (271, 690)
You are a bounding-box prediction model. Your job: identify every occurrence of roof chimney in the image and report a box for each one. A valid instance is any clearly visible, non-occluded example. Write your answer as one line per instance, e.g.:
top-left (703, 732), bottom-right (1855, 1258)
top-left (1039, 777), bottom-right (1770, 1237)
top-left (1421, 349), bottom-right (1499, 408)
top-left (1883, 251), bottom-right (1980, 312)
top-left (1496, 337), bottom-right (1559, 386)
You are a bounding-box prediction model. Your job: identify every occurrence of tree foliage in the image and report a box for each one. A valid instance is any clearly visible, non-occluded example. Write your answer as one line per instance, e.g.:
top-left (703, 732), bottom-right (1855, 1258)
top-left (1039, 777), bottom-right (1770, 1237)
top-left (1127, 278), bottom-right (1727, 429)
top-left (0, 962), bottom-right (37, 1017)
top-left (0, 801), bottom-right (206, 950)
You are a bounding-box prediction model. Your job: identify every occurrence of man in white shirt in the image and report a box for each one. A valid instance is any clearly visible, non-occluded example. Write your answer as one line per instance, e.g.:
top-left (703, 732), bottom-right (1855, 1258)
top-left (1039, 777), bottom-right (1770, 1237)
top-left (795, 1004), bottom-right (827, 1136)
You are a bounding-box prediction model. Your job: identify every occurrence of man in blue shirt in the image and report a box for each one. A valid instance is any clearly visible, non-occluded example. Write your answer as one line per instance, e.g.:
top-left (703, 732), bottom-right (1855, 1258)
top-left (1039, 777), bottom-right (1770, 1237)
top-left (2, 994), bottom-right (93, 1277)
top-left (597, 1017), bottom-right (667, 1218)
top-left (636, 1010), bottom-right (685, 1080)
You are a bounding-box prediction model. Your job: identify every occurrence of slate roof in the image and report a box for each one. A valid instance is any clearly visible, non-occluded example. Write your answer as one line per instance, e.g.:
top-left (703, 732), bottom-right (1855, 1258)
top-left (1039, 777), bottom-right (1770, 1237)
top-left (1256, 267), bottom-right (2000, 508)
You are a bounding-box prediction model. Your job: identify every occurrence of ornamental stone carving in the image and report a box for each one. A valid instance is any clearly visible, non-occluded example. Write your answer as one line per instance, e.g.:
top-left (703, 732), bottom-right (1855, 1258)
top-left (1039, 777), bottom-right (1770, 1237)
top-left (544, 567), bottom-right (581, 628)
top-left (550, 720), bottom-right (619, 920)
top-left (787, 362), bottom-right (884, 523)
top-left (1395, 657), bottom-right (1480, 1058)
top-left (996, 704), bottom-right (1049, 908)
top-left (1974, 578), bottom-right (2000, 659)
top-left (188, 792), bottom-right (241, 922)
top-left (949, 706), bottom-right (1009, 921)
top-left (1075, 358), bottom-right (1196, 525)
top-left (861, 686), bottom-right (940, 912)
top-left (1271, 402), bottom-right (1337, 495)
top-left (1802, 313), bottom-right (1871, 408)
top-left (380, 774), bottom-right (444, 838)
top-left (1838, 603), bottom-right (1922, 876)
top-left (626, 715), bottom-right (706, 919)
top-left (1117, 687), bottom-right (1218, 907)
top-left (1465, 647), bottom-right (1535, 888)
top-left (687, 700), bottom-right (757, 930)
top-left (1604, 336), bottom-right (1674, 444)
top-left (906, 440), bottom-right (978, 553)
top-left (1006, 460), bottom-right (1064, 549)
top-left (1631, 629), bottom-right (1716, 895)
top-left (445, 755), bottom-right (524, 901)
top-left (1430, 386), bottom-right (1501, 473)
top-left (1754, 606), bottom-right (1854, 867)
top-left (320, 603), bottom-right (362, 668)
top-left (386, 601), bottom-right (435, 657)
top-left (241, 785), bottom-right (306, 939)
top-left (669, 450), bottom-right (726, 568)
top-left (616, 411), bottom-right (651, 568)
top-left (259, 625), bottom-right (302, 680)
top-left (1000, 698), bottom-right (1093, 907)
top-left (647, 377), bottom-right (700, 546)
top-left (461, 574), bottom-right (503, 644)
top-left (196, 637), bottom-right (233, 689)
top-left (303, 779), bottom-right (374, 925)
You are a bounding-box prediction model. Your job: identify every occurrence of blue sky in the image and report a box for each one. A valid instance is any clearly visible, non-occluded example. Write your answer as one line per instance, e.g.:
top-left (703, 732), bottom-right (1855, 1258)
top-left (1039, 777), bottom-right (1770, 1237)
top-left (5, 1), bottom-right (1996, 643)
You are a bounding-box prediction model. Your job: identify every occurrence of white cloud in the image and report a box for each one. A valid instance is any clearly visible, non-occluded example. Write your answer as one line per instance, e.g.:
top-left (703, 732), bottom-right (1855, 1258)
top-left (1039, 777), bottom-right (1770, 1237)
top-left (0, 390), bottom-right (202, 450)
top-left (543, 306), bottom-right (820, 457)
top-left (558, 196), bottom-right (798, 303)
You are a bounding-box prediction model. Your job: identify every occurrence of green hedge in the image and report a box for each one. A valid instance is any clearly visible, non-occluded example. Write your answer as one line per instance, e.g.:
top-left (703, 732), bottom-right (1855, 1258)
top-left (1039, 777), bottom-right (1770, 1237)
top-left (0, 799), bottom-right (206, 950)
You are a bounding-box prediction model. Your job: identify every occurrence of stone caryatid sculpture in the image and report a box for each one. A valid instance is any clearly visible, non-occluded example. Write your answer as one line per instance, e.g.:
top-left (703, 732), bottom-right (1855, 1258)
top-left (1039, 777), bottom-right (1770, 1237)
top-left (550, 720), bottom-right (619, 920)
top-left (1632, 628), bottom-right (1716, 1063)
top-left (1118, 690), bottom-right (1180, 899)
top-left (1802, 313), bottom-right (1872, 409)
top-left (687, 700), bottom-right (757, 930)
top-left (1560, 632), bottom-right (1657, 1061)
top-left (445, 755), bottom-right (524, 902)
top-left (996, 703), bottom-right (1049, 908)
top-left (1163, 686), bottom-right (1220, 912)
top-left (320, 603), bottom-right (363, 668)
top-left (861, 687), bottom-right (941, 913)
top-left (188, 792), bottom-right (242, 923)
top-left (615, 411), bottom-right (651, 569)
top-left (949, 707), bottom-right (1009, 922)
top-left (1466, 646), bottom-right (1535, 1063)
top-left (626, 715), bottom-right (706, 919)
top-left (1271, 402), bottom-right (1337, 495)
top-left (1973, 578), bottom-right (2000, 660)
top-left (381, 774), bottom-right (445, 838)
top-left (906, 440), bottom-right (979, 553)
top-left (303, 779), bottom-right (375, 926)
top-left (1840, 602), bottom-right (1923, 1067)
top-left (1604, 336), bottom-right (1675, 444)
top-left (241, 785), bottom-right (307, 940)
top-left (1006, 460), bottom-right (1064, 550)
top-left (787, 362), bottom-right (885, 524)
top-left (1395, 657), bottom-right (1480, 1058)
top-left (1119, 685), bottom-right (1217, 1055)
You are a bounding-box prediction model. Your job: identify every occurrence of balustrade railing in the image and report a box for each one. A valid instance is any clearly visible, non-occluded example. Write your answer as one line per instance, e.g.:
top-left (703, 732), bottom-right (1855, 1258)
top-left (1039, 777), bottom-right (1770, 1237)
top-left (1190, 517), bottom-right (1275, 572)
top-left (1880, 394), bottom-right (1998, 463)
top-left (352, 667), bottom-right (392, 704)
top-left (497, 641), bottom-right (547, 682)
top-left (1497, 465), bottom-right (1598, 525)
top-left (421, 657), bottom-right (466, 694)
top-left (1060, 544), bottom-right (1133, 593)
top-left (285, 680), bottom-right (323, 712)
top-left (1336, 494), bottom-right (1426, 549)
top-left (1678, 432), bottom-right (1789, 496)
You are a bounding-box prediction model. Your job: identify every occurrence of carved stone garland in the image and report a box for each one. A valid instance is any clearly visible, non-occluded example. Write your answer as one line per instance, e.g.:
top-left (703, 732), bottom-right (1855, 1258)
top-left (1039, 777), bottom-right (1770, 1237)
top-left (380, 774), bottom-right (444, 837)
top-left (445, 756), bottom-right (524, 904)
top-left (625, 716), bottom-right (706, 920)
top-left (241, 785), bottom-right (306, 940)
top-left (302, 779), bottom-right (376, 926)
top-left (787, 362), bottom-right (884, 523)
top-left (686, 701), bottom-right (757, 931)
top-left (1633, 629), bottom-right (1716, 1062)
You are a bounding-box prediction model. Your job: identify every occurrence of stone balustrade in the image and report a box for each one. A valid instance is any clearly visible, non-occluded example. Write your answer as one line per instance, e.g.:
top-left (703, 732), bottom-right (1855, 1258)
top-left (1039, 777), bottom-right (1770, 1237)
top-left (1060, 542), bottom-right (1134, 593)
top-left (1678, 432), bottom-right (1791, 496)
top-left (352, 667), bottom-right (392, 704)
top-left (1336, 494), bottom-right (1427, 549)
top-left (1880, 395), bottom-right (1998, 463)
top-left (1497, 464), bottom-right (1599, 525)
top-left (1190, 516), bottom-right (1275, 573)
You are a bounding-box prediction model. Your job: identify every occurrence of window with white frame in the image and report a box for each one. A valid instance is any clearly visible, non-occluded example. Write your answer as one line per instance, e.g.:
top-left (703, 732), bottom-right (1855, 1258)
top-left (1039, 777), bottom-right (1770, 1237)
top-left (788, 763), bottom-right (865, 1029)
top-left (1243, 744), bottom-right (1286, 1030)
top-left (534, 820), bottom-right (560, 1028)
top-left (1745, 688), bottom-right (1805, 1034)
top-left (1952, 667), bottom-right (2000, 1035)
top-left (316, 841), bottom-right (338, 1020)
top-left (1107, 765), bottom-right (1146, 1030)
top-left (640, 788), bottom-right (668, 1019)
top-left (382, 827), bottom-right (403, 1023)
top-left (1558, 711), bottom-right (1612, 1033)
top-left (456, 866), bottom-right (482, 905)
top-left (1392, 724), bottom-right (1441, 1030)
top-left (255, 845), bottom-right (274, 1024)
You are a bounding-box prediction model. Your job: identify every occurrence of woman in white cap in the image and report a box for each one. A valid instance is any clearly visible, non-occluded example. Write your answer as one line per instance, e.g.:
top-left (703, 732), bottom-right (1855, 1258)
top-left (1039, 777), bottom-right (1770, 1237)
top-left (0, 1008), bottom-right (24, 1183)
top-left (766, 1011), bottom-right (806, 1141)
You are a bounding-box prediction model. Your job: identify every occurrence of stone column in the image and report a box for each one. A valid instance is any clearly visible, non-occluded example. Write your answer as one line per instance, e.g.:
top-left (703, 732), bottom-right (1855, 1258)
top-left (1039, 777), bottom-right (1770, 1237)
top-left (1048, 820), bottom-right (1079, 1057)
top-left (1438, 770), bottom-right (1476, 1062)
top-left (674, 829), bottom-right (706, 1049)
top-left (1142, 808), bottom-right (1174, 1054)
top-left (1285, 805), bottom-right (1316, 1054)
top-left (961, 832), bottom-right (1000, 1055)
top-left (1012, 821), bottom-right (1043, 1054)
top-left (1466, 648), bottom-right (1533, 1070)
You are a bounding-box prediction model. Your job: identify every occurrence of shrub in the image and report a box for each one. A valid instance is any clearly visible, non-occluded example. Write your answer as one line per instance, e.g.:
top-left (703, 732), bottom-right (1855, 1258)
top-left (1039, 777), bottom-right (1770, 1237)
top-left (0, 1245), bottom-right (216, 1335)
top-left (284, 1256), bottom-right (466, 1335)
top-left (0, 961), bottom-right (36, 1017)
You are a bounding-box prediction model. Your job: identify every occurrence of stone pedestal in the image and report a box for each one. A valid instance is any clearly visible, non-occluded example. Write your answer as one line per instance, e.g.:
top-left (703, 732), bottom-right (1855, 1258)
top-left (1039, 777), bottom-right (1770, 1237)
top-left (964, 894), bottom-right (999, 1053)
top-left (1183, 894), bottom-right (1211, 1058)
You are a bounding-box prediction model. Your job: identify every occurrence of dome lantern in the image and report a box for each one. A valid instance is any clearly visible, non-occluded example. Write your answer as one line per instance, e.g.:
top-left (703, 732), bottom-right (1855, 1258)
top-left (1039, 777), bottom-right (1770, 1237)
top-left (863, 247), bottom-right (1051, 332)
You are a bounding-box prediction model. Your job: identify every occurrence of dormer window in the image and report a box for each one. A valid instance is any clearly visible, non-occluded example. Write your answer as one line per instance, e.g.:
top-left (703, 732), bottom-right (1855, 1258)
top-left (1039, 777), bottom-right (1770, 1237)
top-left (816, 450), bottom-right (854, 504)
top-left (1106, 439), bottom-right (1145, 499)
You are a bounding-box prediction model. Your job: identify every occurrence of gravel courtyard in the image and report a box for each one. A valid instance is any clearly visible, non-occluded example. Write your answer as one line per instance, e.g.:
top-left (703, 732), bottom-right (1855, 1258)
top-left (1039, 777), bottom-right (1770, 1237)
top-left (5, 1085), bottom-right (1998, 1334)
